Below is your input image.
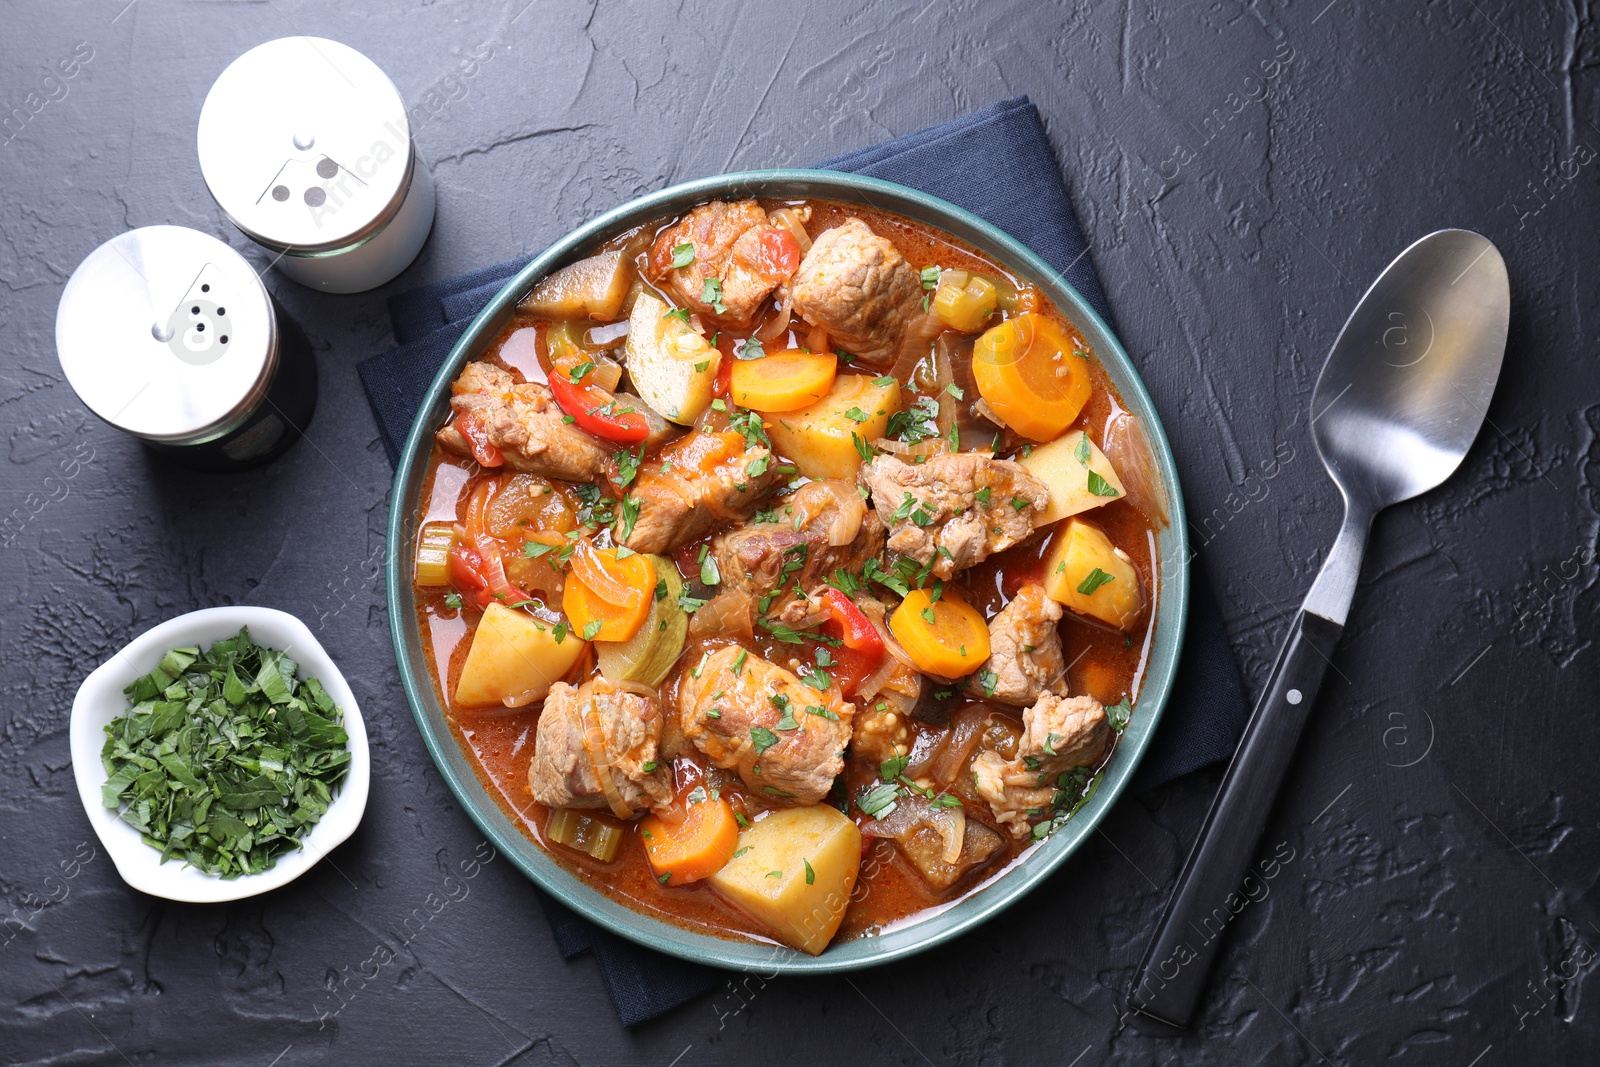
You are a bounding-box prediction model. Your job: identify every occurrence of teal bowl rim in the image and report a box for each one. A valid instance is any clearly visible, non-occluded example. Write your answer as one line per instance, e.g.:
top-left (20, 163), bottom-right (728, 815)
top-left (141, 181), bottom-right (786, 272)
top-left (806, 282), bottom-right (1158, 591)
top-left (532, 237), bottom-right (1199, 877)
top-left (384, 169), bottom-right (1189, 974)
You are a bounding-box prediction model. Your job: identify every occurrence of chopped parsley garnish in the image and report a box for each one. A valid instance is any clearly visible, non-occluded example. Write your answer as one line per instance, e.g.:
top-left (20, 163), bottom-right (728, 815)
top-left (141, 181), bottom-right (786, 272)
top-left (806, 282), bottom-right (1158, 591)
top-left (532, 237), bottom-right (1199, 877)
top-left (800, 666), bottom-right (831, 691)
top-left (880, 754), bottom-right (910, 781)
top-left (1076, 568), bottom-right (1115, 596)
top-left (974, 486), bottom-right (992, 507)
top-left (886, 394), bottom-right (940, 444)
top-left (568, 362), bottom-right (595, 383)
top-left (976, 669), bottom-right (998, 697)
top-left (776, 706), bottom-right (799, 731)
top-left (614, 445), bottom-right (645, 488)
top-left (663, 306), bottom-right (692, 324)
top-left (736, 336), bottom-right (765, 360)
top-left (872, 375), bottom-right (897, 387)
top-left (731, 650), bottom-right (748, 676)
top-left (553, 622), bottom-right (569, 644)
top-left (678, 589), bottom-right (709, 614)
top-left (671, 241), bottom-right (696, 268)
top-left (1107, 697), bottom-right (1132, 732)
top-left (1087, 471), bottom-right (1120, 498)
top-left (1074, 434), bottom-right (1091, 465)
top-left (582, 620), bottom-right (602, 640)
top-left (701, 277), bottom-right (728, 314)
top-left (920, 265), bottom-right (940, 289)
top-left (444, 592), bottom-right (463, 609)
top-left (804, 858), bottom-right (815, 885)
top-left (828, 569), bottom-right (862, 595)
top-left (729, 408), bottom-right (769, 449)
top-left (805, 704), bottom-right (838, 720)
top-left (524, 541), bottom-right (557, 559)
top-left (856, 782), bottom-right (901, 819)
top-left (758, 618), bottom-right (808, 644)
top-left (642, 761), bottom-right (659, 772)
top-left (851, 432), bottom-right (875, 460)
top-left (844, 407), bottom-right (870, 423)
top-left (699, 546), bottom-right (721, 587)
top-left (99, 629), bottom-right (350, 878)
top-left (1010, 496), bottom-right (1031, 512)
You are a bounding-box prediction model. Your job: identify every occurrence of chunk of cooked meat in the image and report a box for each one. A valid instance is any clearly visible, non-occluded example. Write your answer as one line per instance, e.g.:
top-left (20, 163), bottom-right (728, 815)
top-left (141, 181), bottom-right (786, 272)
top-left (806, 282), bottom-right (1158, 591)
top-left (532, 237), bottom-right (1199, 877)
top-left (677, 645), bottom-right (853, 806)
top-left (789, 218), bottom-right (927, 366)
top-left (529, 677), bottom-right (674, 817)
top-left (962, 584), bottom-right (1068, 707)
top-left (647, 200), bottom-right (789, 326)
top-left (711, 480), bottom-right (884, 616)
top-left (860, 451), bottom-right (1048, 579)
top-left (437, 361), bottom-right (609, 481)
top-left (621, 430), bottom-right (784, 554)
top-left (971, 693), bottom-right (1112, 837)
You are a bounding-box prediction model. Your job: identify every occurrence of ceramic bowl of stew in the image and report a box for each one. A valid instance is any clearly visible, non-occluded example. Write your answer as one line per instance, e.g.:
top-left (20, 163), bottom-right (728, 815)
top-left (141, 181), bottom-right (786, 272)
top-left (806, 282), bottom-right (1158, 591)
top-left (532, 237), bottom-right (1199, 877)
top-left (384, 170), bottom-right (1189, 972)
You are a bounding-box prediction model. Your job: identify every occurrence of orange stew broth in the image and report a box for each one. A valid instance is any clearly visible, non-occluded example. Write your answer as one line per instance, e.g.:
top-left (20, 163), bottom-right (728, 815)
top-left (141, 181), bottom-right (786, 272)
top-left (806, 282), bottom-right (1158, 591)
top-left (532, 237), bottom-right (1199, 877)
top-left (412, 199), bottom-right (1158, 946)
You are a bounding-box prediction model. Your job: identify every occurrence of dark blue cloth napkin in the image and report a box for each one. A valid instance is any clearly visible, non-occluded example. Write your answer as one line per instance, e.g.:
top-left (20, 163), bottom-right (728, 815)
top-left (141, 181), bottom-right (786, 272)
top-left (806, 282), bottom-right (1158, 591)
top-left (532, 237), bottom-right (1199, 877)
top-left (359, 95), bottom-right (1250, 1026)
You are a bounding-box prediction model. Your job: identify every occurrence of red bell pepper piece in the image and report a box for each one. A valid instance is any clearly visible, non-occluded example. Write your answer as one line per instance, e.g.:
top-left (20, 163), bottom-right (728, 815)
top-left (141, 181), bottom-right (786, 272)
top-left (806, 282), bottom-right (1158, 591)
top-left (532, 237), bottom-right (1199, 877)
top-left (448, 540), bottom-right (533, 610)
top-left (547, 372), bottom-right (650, 444)
top-left (821, 588), bottom-right (885, 656)
top-left (754, 226), bottom-right (802, 278)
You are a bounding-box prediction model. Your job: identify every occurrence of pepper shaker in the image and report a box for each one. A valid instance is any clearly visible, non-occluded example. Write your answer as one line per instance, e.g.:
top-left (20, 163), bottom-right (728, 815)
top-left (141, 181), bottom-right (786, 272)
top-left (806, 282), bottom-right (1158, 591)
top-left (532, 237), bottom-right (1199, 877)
top-left (196, 36), bottom-right (435, 293)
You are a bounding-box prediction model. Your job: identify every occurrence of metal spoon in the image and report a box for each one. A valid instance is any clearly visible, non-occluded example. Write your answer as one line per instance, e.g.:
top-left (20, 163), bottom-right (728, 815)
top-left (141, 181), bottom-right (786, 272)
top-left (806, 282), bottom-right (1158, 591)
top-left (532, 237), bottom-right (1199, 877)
top-left (1129, 229), bottom-right (1509, 1027)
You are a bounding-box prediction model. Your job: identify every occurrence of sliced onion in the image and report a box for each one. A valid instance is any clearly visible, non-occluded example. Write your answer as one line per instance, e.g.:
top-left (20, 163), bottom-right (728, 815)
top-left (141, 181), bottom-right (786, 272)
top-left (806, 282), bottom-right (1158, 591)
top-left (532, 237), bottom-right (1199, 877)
top-left (589, 356), bottom-right (623, 393)
top-left (613, 678), bottom-right (660, 704)
top-left (805, 325), bottom-right (829, 355)
top-left (690, 589), bottom-right (755, 642)
top-left (1102, 408), bottom-right (1169, 526)
top-left (579, 693), bottom-right (633, 819)
top-left (570, 537), bottom-right (637, 607)
top-left (768, 206), bottom-right (813, 253)
top-left (585, 321), bottom-right (630, 349)
top-left (754, 297), bottom-right (793, 344)
top-left (934, 805), bottom-right (966, 864)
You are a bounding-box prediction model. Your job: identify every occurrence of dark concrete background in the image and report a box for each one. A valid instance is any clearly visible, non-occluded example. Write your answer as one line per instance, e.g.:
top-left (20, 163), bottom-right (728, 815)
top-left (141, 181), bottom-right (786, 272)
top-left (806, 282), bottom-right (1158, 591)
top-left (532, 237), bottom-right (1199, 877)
top-left (3, 1), bottom-right (1597, 1063)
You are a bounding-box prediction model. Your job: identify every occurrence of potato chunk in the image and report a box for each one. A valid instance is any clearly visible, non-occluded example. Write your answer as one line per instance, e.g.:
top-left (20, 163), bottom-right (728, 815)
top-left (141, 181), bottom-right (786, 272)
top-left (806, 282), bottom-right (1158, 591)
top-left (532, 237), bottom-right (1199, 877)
top-left (453, 604), bottom-right (586, 707)
top-left (766, 373), bottom-right (900, 481)
top-left (624, 292), bottom-right (720, 425)
top-left (1041, 519), bottom-right (1143, 630)
top-left (708, 805), bottom-right (862, 955)
top-left (1018, 430), bottom-right (1127, 526)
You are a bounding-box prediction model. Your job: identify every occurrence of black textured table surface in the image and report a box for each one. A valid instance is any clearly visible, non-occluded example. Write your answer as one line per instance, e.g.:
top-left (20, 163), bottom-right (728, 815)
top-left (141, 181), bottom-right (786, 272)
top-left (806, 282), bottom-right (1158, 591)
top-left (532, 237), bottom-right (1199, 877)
top-left (4, 2), bottom-right (1597, 1064)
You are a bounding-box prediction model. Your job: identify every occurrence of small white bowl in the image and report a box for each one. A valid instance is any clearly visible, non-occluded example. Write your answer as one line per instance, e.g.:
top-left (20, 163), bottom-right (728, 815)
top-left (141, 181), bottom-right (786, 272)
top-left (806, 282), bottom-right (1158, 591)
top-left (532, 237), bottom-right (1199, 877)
top-left (70, 606), bottom-right (370, 902)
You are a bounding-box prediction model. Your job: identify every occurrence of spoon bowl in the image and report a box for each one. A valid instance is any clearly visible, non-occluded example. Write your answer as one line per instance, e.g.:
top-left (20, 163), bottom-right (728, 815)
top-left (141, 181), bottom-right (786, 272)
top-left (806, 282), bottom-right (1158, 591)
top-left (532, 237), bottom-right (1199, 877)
top-left (1313, 229), bottom-right (1509, 511)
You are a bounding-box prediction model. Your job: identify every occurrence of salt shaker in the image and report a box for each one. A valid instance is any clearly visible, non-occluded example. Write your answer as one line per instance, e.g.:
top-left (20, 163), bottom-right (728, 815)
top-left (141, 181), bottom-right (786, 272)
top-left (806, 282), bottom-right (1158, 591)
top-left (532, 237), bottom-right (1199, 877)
top-left (196, 37), bottom-right (435, 293)
top-left (55, 225), bottom-right (317, 471)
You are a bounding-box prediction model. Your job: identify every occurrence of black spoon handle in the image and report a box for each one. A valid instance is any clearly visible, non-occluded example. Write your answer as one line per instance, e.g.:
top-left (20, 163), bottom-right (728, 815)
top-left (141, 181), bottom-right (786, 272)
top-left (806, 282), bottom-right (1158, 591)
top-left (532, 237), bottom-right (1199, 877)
top-left (1129, 608), bottom-right (1344, 1027)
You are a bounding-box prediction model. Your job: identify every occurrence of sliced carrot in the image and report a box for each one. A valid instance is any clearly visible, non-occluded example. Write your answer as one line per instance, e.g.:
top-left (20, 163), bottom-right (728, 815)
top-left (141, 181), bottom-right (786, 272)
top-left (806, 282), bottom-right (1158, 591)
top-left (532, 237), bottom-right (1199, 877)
top-left (561, 545), bottom-right (654, 642)
top-left (639, 791), bottom-right (740, 886)
top-left (729, 349), bottom-right (837, 412)
top-left (889, 587), bottom-right (990, 678)
top-left (971, 313), bottom-right (1092, 441)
